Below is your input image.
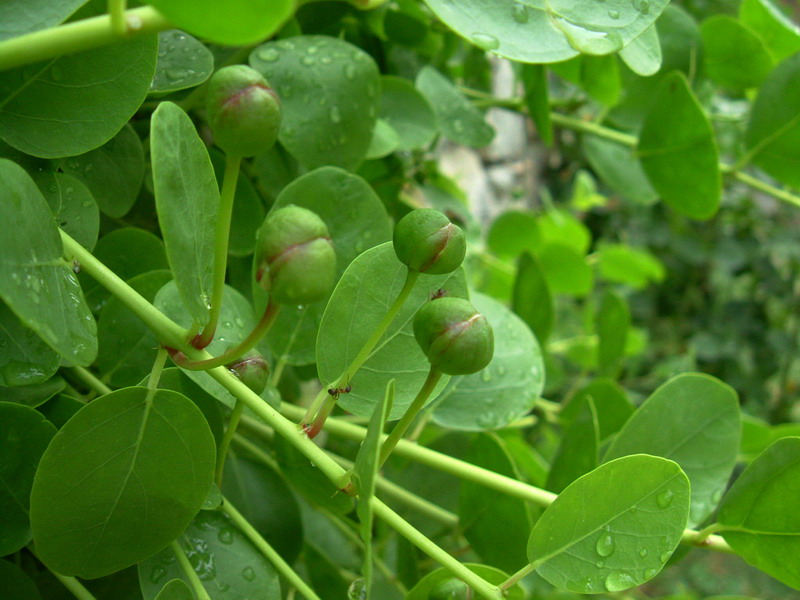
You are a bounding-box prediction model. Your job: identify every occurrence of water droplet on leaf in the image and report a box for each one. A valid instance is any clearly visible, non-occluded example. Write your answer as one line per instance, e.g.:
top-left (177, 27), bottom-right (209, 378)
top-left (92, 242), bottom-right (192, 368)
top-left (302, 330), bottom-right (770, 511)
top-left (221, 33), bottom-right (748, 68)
top-left (258, 48), bottom-right (280, 62)
top-left (470, 32), bottom-right (500, 50)
top-left (512, 5), bottom-right (529, 23)
top-left (657, 488), bottom-right (674, 508)
top-left (242, 566), bottom-right (256, 581)
top-left (596, 532), bottom-right (615, 557)
top-left (605, 571), bottom-right (636, 592)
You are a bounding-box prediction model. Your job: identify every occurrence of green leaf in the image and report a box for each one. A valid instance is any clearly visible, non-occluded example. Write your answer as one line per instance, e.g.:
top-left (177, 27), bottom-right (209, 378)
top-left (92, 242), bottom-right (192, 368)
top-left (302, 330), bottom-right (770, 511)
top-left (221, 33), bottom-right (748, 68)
top-left (379, 76), bottom-right (437, 151)
top-left (718, 437), bottom-right (800, 590)
top-left (561, 378), bottom-right (634, 441)
top-left (637, 71), bottom-right (721, 220)
top-left (596, 243), bottom-right (665, 289)
top-left (487, 210), bottom-right (540, 259)
top-left (0, 159), bottom-right (97, 365)
top-left (432, 293), bottom-right (545, 431)
top-left (619, 23), bottom-right (662, 76)
top-left (0, 301), bottom-right (59, 387)
top-left (537, 209), bottom-right (591, 254)
top-left (60, 124), bottom-right (145, 219)
top-left (1, 377), bottom-right (65, 408)
top-left (30, 387), bottom-right (216, 578)
top-left (422, 0), bottom-right (669, 62)
top-left (79, 227), bottom-right (168, 314)
top-left (538, 243), bottom-right (594, 297)
top-left (155, 281), bottom-right (257, 408)
top-left (700, 16), bottom-right (774, 91)
top-left (138, 509), bottom-right (280, 599)
top-left (745, 53), bottom-right (800, 189)
top-left (366, 119), bottom-right (401, 159)
top-left (317, 243), bottom-right (467, 420)
top-left (150, 30), bottom-right (214, 94)
top-left (740, 0), bottom-right (800, 62)
top-left (146, 0), bottom-right (293, 45)
top-left (97, 270), bottom-right (172, 388)
top-left (522, 65), bottom-right (553, 146)
top-left (404, 563), bottom-right (524, 599)
top-left (546, 396), bottom-right (599, 493)
top-left (583, 135), bottom-right (658, 205)
top-left (416, 66), bottom-right (494, 148)
top-left (596, 290), bottom-right (630, 376)
top-left (154, 579), bottom-right (193, 600)
top-left (259, 166), bottom-right (392, 366)
top-left (581, 54), bottom-right (621, 106)
top-left (0, 401), bottom-right (56, 556)
top-left (353, 380), bottom-right (394, 597)
top-left (37, 393), bottom-right (84, 429)
top-left (0, 0), bottom-right (86, 39)
top-left (151, 101), bottom-right (219, 328)
top-left (512, 252), bottom-right (554, 345)
top-left (459, 434), bottom-right (532, 573)
top-left (0, 560), bottom-right (42, 600)
top-left (250, 36), bottom-right (380, 171)
top-left (528, 455), bottom-right (690, 594)
top-left (34, 171), bottom-right (99, 251)
top-left (0, 35), bottom-right (157, 158)
top-left (604, 373), bottom-right (740, 527)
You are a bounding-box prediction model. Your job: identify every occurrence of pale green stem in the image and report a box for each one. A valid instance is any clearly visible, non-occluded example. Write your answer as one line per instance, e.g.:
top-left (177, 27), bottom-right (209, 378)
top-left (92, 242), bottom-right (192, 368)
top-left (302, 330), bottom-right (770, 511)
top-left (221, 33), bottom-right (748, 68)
top-left (731, 170), bottom-right (800, 210)
top-left (69, 366), bottom-right (113, 396)
top-left (304, 269), bottom-right (421, 424)
top-left (222, 498), bottom-right (322, 600)
top-left (499, 562), bottom-right (538, 591)
top-left (147, 347), bottom-right (168, 392)
top-left (197, 154), bottom-right (243, 349)
top-left (549, 113), bottom-right (638, 147)
top-left (378, 367), bottom-right (442, 467)
top-left (108, 0), bottom-right (127, 36)
top-left (171, 540), bottom-right (212, 600)
top-left (51, 573), bottom-right (98, 600)
top-left (271, 355), bottom-right (288, 386)
top-left (0, 6), bottom-right (171, 71)
top-left (216, 400), bottom-right (245, 486)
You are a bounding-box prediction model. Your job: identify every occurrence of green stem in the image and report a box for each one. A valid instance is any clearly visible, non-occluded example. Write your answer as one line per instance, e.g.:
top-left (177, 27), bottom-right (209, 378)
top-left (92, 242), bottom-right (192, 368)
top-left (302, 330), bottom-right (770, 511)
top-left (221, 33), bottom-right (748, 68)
top-left (171, 540), bottom-right (212, 600)
top-left (372, 498), bottom-right (503, 600)
top-left (549, 113), bottom-right (638, 147)
top-left (147, 347), bottom-right (168, 392)
top-left (731, 170), bottom-right (800, 210)
top-left (0, 6), bottom-right (171, 71)
top-left (499, 562), bottom-right (538, 591)
top-left (53, 575), bottom-right (98, 600)
top-left (271, 355), bottom-right (288, 386)
top-left (222, 498), bottom-right (322, 600)
top-left (216, 400), bottom-right (245, 486)
top-left (174, 300), bottom-right (280, 370)
top-left (69, 366), bottom-right (113, 396)
top-left (108, 0), bottom-right (127, 36)
top-left (303, 269), bottom-right (421, 424)
top-left (197, 154), bottom-right (243, 349)
top-left (378, 366), bottom-right (442, 467)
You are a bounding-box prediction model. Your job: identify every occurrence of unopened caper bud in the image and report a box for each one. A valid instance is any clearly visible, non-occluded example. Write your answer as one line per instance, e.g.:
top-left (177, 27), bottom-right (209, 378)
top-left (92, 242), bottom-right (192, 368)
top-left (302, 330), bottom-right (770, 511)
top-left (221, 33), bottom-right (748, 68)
top-left (413, 297), bottom-right (494, 375)
top-left (227, 350), bottom-right (270, 395)
top-left (393, 209), bottom-right (466, 274)
top-left (255, 205), bottom-right (336, 305)
top-left (206, 65), bottom-right (281, 157)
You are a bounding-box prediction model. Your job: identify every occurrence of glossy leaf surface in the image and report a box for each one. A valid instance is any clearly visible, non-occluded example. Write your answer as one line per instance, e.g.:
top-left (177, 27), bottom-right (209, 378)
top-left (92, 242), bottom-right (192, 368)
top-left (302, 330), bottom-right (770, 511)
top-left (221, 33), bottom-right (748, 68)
top-left (700, 16), bottom-right (773, 91)
top-left (0, 0), bottom-right (85, 39)
top-left (405, 563), bottom-right (523, 599)
top-left (150, 30), bottom-right (214, 93)
top-left (546, 397), bottom-right (598, 493)
top-left (0, 301), bottom-right (59, 387)
top-left (379, 76), bottom-right (437, 151)
top-left (512, 251), bottom-right (554, 345)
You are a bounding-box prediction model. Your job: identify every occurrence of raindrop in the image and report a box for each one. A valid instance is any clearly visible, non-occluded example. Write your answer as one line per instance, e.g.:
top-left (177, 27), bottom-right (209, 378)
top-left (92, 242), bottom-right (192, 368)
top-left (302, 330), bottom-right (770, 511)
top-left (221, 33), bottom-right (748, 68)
top-left (660, 550), bottom-right (672, 563)
top-left (217, 528), bottom-right (234, 544)
top-left (321, 56), bottom-right (332, 64)
top-left (329, 106), bottom-right (341, 124)
top-left (347, 578), bottom-right (367, 599)
top-left (453, 119), bottom-right (464, 133)
top-left (242, 566), bottom-right (256, 581)
top-left (608, 9), bottom-right (620, 19)
top-left (84, 163), bottom-right (94, 173)
top-left (605, 571), bottom-right (636, 592)
top-left (166, 68), bottom-right (188, 81)
top-left (657, 488), bottom-right (674, 509)
top-left (711, 487), bottom-right (723, 504)
top-left (344, 65), bottom-right (356, 80)
top-left (595, 561), bottom-right (604, 568)
top-left (634, 0), bottom-right (651, 14)
top-left (480, 370), bottom-right (491, 382)
top-left (470, 32), bottom-right (500, 50)
top-left (258, 48), bottom-right (280, 62)
top-left (512, 4), bottom-right (529, 23)
top-left (307, 45), bottom-right (319, 54)
top-left (644, 567), bottom-right (658, 579)
top-left (301, 56), bottom-right (316, 66)
top-left (595, 531), bottom-right (615, 557)
top-left (639, 548), bottom-right (648, 557)
top-left (150, 566), bottom-right (166, 584)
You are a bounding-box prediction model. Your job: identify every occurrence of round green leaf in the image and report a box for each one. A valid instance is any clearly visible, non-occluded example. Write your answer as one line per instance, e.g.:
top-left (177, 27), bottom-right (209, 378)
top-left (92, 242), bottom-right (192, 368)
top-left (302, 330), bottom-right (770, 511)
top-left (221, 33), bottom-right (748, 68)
top-left (0, 560), bottom-right (42, 600)
top-left (538, 243), bottom-right (593, 297)
top-left (596, 243), bottom-right (665, 289)
top-left (487, 210), bottom-right (539, 258)
top-left (1, 377), bottom-right (65, 409)
top-left (150, 30), bottom-right (214, 94)
top-left (365, 118), bottom-right (401, 159)
top-left (561, 378), bottom-right (634, 441)
top-left (0, 300), bottom-right (59, 387)
top-left (317, 243), bottom-right (467, 420)
top-left (537, 209), bottom-right (591, 254)
top-left (432, 293), bottom-right (544, 431)
top-left (34, 172), bottom-right (99, 251)
top-left (546, 397), bottom-right (599, 493)
top-left (154, 579), bottom-right (193, 600)
top-left (512, 251), bottom-right (554, 345)
top-left (0, 159), bottom-right (97, 366)
top-left (739, 0), bottom-right (800, 62)
top-left (151, 101), bottom-right (219, 328)
top-left (60, 123), bottom-right (145, 218)
top-left (718, 437), bottom-right (800, 590)
top-left (619, 23), bottom-right (662, 76)
top-left (416, 66), bottom-right (494, 148)
top-left (0, 0), bottom-right (85, 40)
top-left (0, 35), bottom-right (157, 158)
top-left (528, 455), bottom-right (690, 594)
top-left (250, 36), bottom-right (380, 171)
top-left (36, 392), bottom-right (83, 429)
top-left (146, 0), bottom-right (293, 45)
top-left (423, 0), bottom-right (669, 63)
top-left (583, 134), bottom-right (658, 205)
top-left (138, 509), bottom-right (280, 600)
top-left (0, 402), bottom-right (56, 556)
top-left (379, 76), bottom-right (437, 151)
top-left (745, 53), bottom-right (800, 189)
top-left (30, 387), bottom-right (216, 578)
top-left (604, 373), bottom-right (740, 527)
top-left (700, 16), bottom-right (773, 91)
top-left (405, 563), bottom-right (523, 599)
top-left (637, 71), bottom-right (721, 220)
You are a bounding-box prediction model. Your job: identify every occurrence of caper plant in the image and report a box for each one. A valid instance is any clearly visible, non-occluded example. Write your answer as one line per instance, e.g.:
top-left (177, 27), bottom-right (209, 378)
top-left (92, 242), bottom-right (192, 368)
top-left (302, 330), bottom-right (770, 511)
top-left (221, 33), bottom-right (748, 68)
top-left (1, 2), bottom-right (800, 600)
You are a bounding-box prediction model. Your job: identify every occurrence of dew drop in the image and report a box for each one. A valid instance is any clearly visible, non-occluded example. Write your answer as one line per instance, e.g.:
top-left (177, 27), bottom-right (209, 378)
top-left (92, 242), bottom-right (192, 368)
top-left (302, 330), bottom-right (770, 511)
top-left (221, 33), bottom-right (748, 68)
top-left (644, 567), bottom-right (659, 579)
top-left (512, 4), bottom-right (529, 23)
top-left (634, 0), bottom-right (651, 14)
top-left (605, 571), bottom-right (636, 592)
top-left (470, 32), bottom-right (500, 50)
top-left (242, 566), bottom-right (256, 581)
top-left (301, 56), bottom-right (316, 66)
top-left (344, 65), bottom-right (356, 80)
top-left (150, 566), bottom-right (166, 584)
top-left (595, 561), bottom-right (604, 568)
top-left (307, 45), bottom-right (319, 54)
top-left (639, 548), bottom-right (648, 558)
top-left (453, 119), bottom-right (465, 133)
top-left (595, 532), bottom-right (615, 557)
top-left (711, 487), bottom-right (723, 504)
top-left (608, 9), bottom-right (620, 18)
top-left (329, 106), bottom-right (341, 123)
top-left (84, 163), bottom-right (94, 173)
top-left (321, 56), bottom-right (332, 64)
top-left (217, 528), bottom-right (234, 544)
top-left (258, 48), bottom-right (280, 62)
top-left (660, 550), bottom-right (672, 563)
top-left (166, 67), bottom-right (188, 81)
top-left (347, 578), bottom-right (367, 599)
top-left (480, 370), bottom-right (491, 382)
top-left (657, 488), bottom-right (674, 509)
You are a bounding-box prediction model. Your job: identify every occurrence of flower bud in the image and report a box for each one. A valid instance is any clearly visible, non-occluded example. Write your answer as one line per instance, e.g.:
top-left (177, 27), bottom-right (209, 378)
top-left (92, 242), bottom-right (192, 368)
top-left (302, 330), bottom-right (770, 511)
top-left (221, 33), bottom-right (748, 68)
top-left (393, 209), bottom-right (466, 274)
top-left (413, 297), bottom-right (494, 375)
top-left (256, 205), bottom-right (336, 305)
top-left (227, 350), bottom-right (270, 395)
top-left (429, 578), bottom-right (470, 599)
top-left (206, 65), bottom-right (281, 157)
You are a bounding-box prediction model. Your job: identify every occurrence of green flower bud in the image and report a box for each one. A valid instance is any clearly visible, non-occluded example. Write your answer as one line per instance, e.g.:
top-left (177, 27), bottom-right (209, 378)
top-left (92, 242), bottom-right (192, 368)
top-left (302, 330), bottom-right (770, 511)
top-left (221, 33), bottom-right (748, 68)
top-left (393, 209), bottom-right (466, 274)
top-left (413, 297), bottom-right (494, 376)
top-left (256, 205), bottom-right (336, 305)
top-left (227, 350), bottom-right (270, 395)
top-left (429, 578), bottom-right (470, 599)
top-left (206, 65), bottom-right (281, 157)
